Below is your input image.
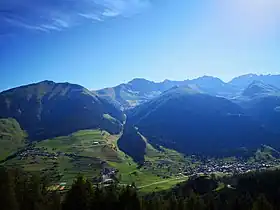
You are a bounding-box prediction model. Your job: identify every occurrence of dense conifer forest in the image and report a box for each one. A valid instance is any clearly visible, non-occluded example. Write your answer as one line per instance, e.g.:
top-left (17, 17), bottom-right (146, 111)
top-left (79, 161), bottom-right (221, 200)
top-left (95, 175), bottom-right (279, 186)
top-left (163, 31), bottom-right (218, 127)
top-left (1, 166), bottom-right (280, 210)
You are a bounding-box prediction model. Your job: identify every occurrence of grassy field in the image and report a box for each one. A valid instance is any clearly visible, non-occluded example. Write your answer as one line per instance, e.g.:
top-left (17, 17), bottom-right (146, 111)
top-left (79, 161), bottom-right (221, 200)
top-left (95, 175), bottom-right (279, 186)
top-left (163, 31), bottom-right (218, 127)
top-left (107, 135), bottom-right (166, 186)
top-left (1, 130), bottom-right (115, 187)
top-left (2, 152), bottom-right (103, 187)
top-left (2, 129), bottom-right (187, 192)
top-left (110, 162), bottom-right (164, 186)
top-left (0, 141), bottom-right (25, 161)
top-left (36, 130), bottom-right (122, 161)
top-left (138, 176), bottom-right (189, 193)
top-left (3, 129), bottom-right (246, 193)
top-left (0, 118), bottom-right (26, 161)
top-left (140, 134), bottom-right (187, 178)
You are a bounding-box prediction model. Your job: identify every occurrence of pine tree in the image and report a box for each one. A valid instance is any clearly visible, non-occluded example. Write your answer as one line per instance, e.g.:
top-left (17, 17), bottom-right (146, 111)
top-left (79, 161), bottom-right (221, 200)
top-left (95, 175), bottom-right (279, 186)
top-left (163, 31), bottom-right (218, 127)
top-left (252, 194), bottom-right (273, 210)
top-left (178, 198), bottom-right (186, 210)
top-left (119, 185), bottom-right (141, 210)
top-left (63, 176), bottom-right (94, 210)
top-left (168, 194), bottom-right (178, 210)
top-left (0, 167), bottom-right (18, 210)
top-left (185, 192), bottom-right (205, 210)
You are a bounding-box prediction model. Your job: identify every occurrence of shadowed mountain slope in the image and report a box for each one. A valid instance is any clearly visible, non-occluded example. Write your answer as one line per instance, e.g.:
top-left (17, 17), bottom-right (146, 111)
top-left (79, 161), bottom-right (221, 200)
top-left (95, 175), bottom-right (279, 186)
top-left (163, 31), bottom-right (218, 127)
top-left (120, 87), bottom-right (279, 158)
top-left (0, 81), bottom-right (125, 141)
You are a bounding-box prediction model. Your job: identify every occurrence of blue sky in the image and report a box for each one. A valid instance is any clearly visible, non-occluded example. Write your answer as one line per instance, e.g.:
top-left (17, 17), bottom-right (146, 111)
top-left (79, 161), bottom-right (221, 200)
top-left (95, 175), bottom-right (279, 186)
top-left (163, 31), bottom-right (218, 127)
top-left (0, 0), bottom-right (280, 91)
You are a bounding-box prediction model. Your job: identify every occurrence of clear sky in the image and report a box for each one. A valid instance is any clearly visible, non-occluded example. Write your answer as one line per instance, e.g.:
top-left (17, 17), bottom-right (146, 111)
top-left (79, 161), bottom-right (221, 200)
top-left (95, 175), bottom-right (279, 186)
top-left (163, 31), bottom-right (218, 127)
top-left (0, 0), bottom-right (280, 91)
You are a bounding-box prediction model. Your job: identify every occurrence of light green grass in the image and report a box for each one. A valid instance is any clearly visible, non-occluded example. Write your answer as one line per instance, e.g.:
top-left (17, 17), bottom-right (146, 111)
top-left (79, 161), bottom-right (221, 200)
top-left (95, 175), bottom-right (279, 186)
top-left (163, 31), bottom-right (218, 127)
top-left (3, 129), bottom-right (190, 193)
top-left (103, 131), bottom-right (187, 188)
top-left (1, 130), bottom-right (118, 186)
top-left (215, 182), bottom-right (225, 191)
top-left (27, 129), bottom-right (166, 188)
top-left (103, 114), bottom-right (118, 122)
top-left (139, 176), bottom-right (189, 193)
top-left (36, 129), bottom-right (166, 187)
top-left (36, 130), bottom-right (121, 162)
top-left (0, 118), bottom-right (26, 161)
top-left (3, 154), bottom-right (103, 188)
top-left (138, 133), bottom-right (187, 178)
top-left (108, 152), bottom-right (163, 186)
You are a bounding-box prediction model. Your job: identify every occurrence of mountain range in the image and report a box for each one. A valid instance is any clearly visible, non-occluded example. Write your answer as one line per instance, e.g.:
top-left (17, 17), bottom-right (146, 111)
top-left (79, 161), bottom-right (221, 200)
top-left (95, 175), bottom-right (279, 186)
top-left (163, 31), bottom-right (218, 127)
top-left (1, 73), bottom-right (280, 162)
top-left (96, 74), bottom-right (280, 109)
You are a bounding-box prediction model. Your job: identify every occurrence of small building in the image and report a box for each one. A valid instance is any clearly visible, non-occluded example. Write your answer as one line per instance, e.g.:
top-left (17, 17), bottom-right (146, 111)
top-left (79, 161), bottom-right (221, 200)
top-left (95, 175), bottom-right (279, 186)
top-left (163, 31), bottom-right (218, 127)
top-left (59, 186), bottom-right (65, 191)
top-left (102, 179), bottom-right (114, 185)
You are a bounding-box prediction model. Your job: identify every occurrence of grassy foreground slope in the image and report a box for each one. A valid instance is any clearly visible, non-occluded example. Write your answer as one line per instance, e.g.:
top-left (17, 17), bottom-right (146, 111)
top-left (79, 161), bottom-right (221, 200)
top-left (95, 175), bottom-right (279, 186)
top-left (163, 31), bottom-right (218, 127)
top-left (36, 130), bottom-right (121, 162)
top-left (0, 118), bottom-right (26, 160)
top-left (2, 129), bottom-right (186, 191)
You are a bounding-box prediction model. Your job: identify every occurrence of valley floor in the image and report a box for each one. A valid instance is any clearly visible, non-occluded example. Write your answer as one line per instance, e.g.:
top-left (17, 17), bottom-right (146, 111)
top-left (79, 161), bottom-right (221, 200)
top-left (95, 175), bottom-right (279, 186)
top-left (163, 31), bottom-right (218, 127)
top-left (2, 129), bottom-right (280, 193)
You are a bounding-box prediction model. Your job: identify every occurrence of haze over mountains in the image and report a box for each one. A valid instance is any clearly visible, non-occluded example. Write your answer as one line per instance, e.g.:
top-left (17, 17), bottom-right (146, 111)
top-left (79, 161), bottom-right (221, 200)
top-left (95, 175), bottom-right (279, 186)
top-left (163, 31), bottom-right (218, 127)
top-left (96, 74), bottom-right (280, 109)
top-left (1, 73), bottom-right (280, 162)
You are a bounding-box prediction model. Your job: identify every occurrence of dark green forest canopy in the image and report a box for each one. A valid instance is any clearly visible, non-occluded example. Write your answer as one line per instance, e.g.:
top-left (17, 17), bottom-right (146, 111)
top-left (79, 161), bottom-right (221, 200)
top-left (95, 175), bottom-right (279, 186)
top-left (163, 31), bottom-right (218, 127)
top-left (1, 166), bottom-right (280, 210)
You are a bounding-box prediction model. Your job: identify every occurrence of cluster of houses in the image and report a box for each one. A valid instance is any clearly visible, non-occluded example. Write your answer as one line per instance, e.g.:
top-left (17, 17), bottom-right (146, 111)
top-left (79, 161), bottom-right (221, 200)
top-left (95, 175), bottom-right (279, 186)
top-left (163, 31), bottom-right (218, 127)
top-left (183, 158), bottom-right (280, 176)
top-left (15, 144), bottom-right (280, 189)
top-left (18, 147), bottom-right (58, 160)
top-left (99, 167), bottom-right (118, 185)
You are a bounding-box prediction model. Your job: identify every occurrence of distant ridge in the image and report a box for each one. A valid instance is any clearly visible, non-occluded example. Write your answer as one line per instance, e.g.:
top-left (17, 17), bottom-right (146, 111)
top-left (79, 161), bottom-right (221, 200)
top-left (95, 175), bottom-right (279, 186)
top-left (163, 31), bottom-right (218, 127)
top-left (229, 74), bottom-right (280, 89)
top-left (242, 81), bottom-right (280, 98)
top-left (95, 74), bottom-right (280, 109)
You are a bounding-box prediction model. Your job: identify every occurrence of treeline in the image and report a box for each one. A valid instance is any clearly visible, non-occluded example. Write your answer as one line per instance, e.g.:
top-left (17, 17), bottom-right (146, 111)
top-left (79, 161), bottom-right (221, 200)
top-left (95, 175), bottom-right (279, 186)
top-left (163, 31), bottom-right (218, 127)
top-left (0, 167), bottom-right (60, 210)
top-left (1, 166), bottom-right (280, 210)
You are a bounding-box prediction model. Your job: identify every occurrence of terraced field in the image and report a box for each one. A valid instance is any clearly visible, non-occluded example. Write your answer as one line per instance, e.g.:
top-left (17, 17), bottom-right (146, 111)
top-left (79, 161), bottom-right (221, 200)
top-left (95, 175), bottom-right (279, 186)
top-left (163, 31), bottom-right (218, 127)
top-left (1, 129), bottom-right (187, 191)
top-left (36, 130), bottom-right (122, 162)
